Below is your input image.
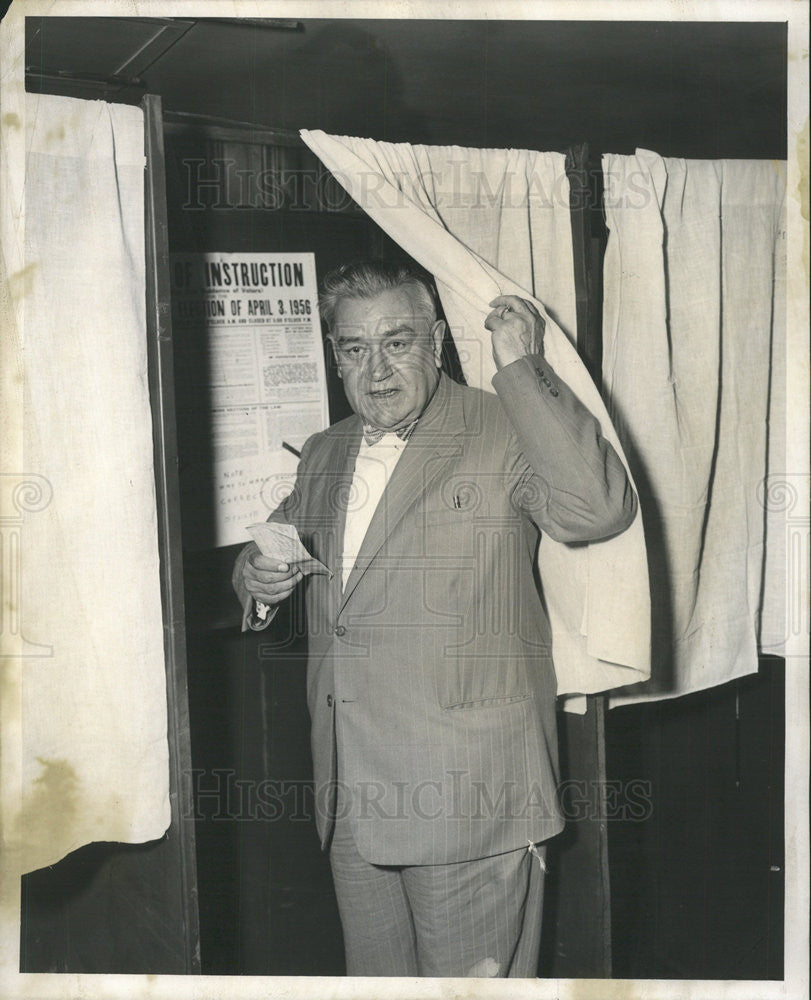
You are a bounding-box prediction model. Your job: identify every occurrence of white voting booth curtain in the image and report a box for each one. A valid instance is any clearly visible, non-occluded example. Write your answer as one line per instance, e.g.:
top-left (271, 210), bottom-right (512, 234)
top-left (302, 131), bottom-right (786, 710)
top-left (602, 151), bottom-right (787, 705)
top-left (5, 94), bottom-right (170, 873)
top-left (301, 130), bottom-right (652, 708)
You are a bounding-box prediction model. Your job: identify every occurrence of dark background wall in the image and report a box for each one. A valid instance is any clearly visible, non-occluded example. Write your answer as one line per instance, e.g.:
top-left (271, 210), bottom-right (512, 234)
top-left (25, 17), bottom-right (787, 158)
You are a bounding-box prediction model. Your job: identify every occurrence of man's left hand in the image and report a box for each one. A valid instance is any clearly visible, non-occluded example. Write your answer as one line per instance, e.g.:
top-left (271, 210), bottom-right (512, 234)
top-left (485, 295), bottom-right (546, 370)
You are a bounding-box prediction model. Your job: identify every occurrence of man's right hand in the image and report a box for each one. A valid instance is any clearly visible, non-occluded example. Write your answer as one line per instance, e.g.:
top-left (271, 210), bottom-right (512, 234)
top-left (243, 550), bottom-right (303, 606)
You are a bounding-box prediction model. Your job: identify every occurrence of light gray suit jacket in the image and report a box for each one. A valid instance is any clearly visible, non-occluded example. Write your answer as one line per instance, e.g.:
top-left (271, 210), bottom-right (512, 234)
top-left (233, 355), bottom-right (636, 865)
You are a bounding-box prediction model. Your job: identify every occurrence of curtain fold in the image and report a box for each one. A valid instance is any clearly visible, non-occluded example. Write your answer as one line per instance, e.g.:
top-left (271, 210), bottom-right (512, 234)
top-left (301, 130), bottom-right (652, 704)
top-left (602, 149), bottom-right (786, 705)
top-left (5, 94), bottom-right (170, 873)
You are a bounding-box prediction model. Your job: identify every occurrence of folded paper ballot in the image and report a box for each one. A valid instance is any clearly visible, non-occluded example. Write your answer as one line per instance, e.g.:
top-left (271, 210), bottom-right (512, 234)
top-left (247, 522), bottom-right (332, 578)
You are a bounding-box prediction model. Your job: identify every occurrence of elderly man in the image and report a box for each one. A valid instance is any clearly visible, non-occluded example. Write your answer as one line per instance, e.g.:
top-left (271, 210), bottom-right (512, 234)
top-left (232, 260), bottom-right (636, 978)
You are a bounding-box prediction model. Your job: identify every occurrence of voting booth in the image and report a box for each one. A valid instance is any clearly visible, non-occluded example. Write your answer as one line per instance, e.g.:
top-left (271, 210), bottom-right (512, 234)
top-left (1, 10), bottom-right (802, 989)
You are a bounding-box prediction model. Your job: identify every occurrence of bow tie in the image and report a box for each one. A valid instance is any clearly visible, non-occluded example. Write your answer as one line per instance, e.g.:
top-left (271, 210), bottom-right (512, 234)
top-left (362, 419), bottom-right (418, 447)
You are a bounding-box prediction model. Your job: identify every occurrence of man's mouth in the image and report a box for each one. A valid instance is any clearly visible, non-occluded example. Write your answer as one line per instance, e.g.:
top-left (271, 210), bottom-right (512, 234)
top-left (368, 388), bottom-right (399, 399)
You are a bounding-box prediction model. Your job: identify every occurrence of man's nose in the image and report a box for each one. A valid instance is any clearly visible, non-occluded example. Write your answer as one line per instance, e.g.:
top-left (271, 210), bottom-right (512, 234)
top-left (367, 346), bottom-right (392, 381)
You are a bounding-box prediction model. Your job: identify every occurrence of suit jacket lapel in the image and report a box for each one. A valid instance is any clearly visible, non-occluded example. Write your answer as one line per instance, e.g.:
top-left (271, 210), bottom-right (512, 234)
top-left (339, 373), bottom-right (467, 613)
top-left (314, 418), bottom-right (362, 614)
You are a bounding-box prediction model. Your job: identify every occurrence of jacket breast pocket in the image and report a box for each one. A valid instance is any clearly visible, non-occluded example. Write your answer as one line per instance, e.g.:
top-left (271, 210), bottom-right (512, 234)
top-left (422, 507), bottom-right (476, 526)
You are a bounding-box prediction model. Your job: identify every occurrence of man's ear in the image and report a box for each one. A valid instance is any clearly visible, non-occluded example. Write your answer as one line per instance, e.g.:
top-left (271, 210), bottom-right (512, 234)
top-left (431, 320), bottom-right (446, 367)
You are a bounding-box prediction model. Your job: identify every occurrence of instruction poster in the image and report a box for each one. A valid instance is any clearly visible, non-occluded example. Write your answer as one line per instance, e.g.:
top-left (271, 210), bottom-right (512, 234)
top-left (170, 252), bottom-right (328, 549)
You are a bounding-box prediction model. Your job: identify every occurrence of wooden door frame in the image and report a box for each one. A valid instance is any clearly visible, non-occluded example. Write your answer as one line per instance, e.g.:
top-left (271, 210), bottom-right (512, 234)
top-left (143, 92), bottom-right (201, 975)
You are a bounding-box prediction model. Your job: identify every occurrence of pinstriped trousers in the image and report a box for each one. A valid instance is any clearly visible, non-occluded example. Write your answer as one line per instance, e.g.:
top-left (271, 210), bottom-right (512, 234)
top-left (329, 805), bottom-right (547, 978)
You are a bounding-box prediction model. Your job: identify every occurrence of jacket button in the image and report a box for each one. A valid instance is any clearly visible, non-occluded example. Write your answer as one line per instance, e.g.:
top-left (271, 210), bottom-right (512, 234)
top-left (326, 694), bottom-right (333, 708)
top-left (334, 624), bottom-right (346, 637)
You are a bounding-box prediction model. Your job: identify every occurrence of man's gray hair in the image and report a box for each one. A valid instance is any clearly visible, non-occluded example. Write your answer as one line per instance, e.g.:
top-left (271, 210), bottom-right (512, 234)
top-left (319, 260), bottom-right (439, 332)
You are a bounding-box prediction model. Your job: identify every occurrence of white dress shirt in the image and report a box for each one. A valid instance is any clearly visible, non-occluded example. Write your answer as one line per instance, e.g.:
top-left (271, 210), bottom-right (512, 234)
top-left (341, 434), bottom-right (408, 589)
